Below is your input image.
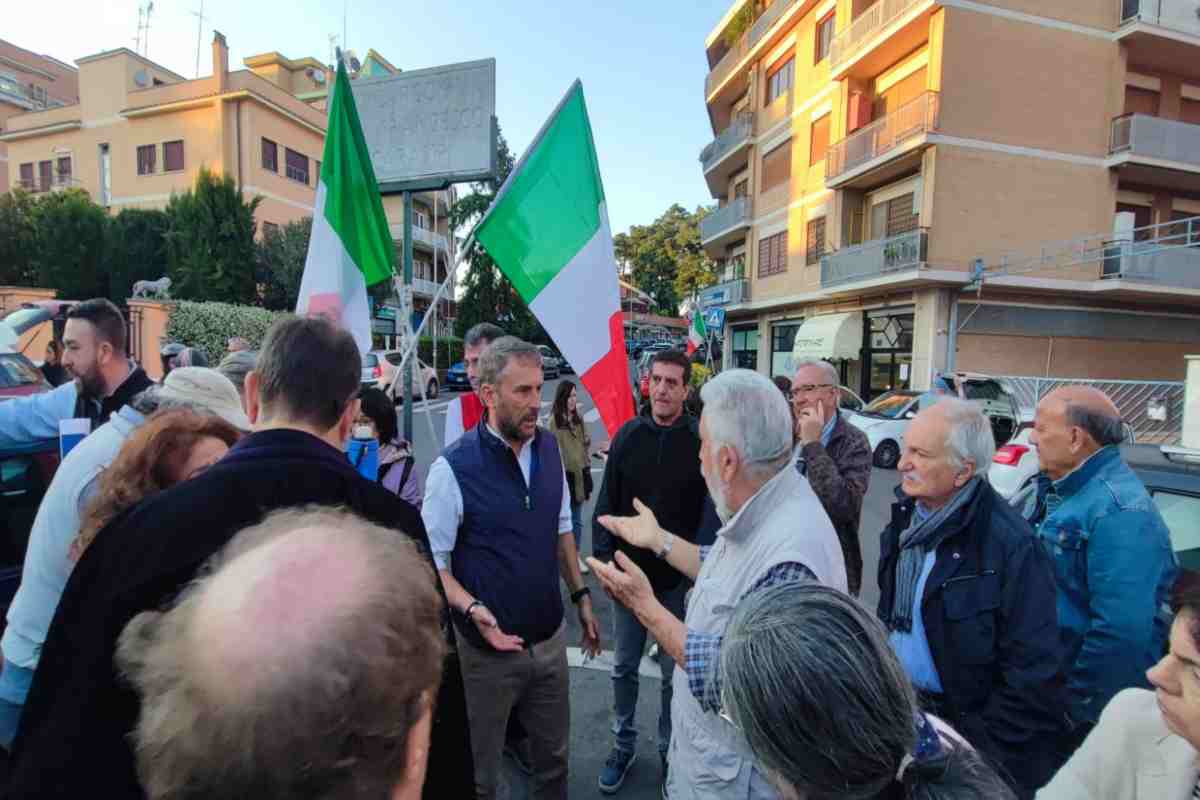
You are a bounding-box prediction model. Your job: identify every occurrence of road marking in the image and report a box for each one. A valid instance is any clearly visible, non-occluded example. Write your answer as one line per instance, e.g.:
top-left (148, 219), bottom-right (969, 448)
top-left (583, 408), bottom-right (601, 423)
top-left (567, 647), bottom-right (666, 680)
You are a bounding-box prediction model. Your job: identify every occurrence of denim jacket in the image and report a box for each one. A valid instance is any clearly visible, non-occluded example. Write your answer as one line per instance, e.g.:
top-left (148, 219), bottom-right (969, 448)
top-left (1018, 446), bottom-right (1177, 725)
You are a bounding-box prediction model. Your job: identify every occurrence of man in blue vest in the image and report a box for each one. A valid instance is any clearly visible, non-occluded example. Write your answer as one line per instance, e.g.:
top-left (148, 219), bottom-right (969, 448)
top-left (422, 336), bottom-right (601, 800)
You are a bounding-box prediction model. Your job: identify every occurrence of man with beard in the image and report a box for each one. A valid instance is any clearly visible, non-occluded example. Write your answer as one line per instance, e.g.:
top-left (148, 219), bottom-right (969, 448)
top-left (590, 369), bottom-right (845, 800)
top-left (0, 299), bottom-right (153, 448)
top-left (422, 336), bottom-right (601, 800)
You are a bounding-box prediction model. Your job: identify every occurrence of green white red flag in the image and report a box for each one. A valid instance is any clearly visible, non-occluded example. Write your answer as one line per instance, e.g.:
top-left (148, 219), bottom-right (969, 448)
top-left (475, 81), bottom-right (634, 438)
top-left (687, 309), bottom-right (707, 356)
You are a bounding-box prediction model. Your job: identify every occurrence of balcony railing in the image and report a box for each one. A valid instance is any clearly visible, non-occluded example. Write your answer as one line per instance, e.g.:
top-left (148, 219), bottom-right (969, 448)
top-left (821, 228), bottom-right (928, 287)
top-left (0, 77), bottom-right (66, 111)
top-left (705, 0), bottom-right (801, 97)
top-left (390, 225), bottom-right (450, 252)
top-left (700, 112), bottom-right (754, 173)
top-left (701, 197), bottom-right (753, 243)
top-left (1120, 0), bottom-right (1200, 37)
top-left (411, 277), bottom-right (447, 296)
top-left (699, 276), bottom-right (750, 306)
top-left (829, 0), bottom-right (926, 68)
top-left (827, 91), bottom-right (939, 181)
top-left (1110, 114), bottom-right (1200, 170)
top-left (16, 175), bottom-right (81, 194)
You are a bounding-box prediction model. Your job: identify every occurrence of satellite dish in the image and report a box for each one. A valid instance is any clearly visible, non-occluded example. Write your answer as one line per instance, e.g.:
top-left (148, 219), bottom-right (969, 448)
top-left (306, 67), bottom-right (326, 84)
top-left (349, 56), bottom-right (362, 73)
top-left (133, 68), bottom-right (149, 88)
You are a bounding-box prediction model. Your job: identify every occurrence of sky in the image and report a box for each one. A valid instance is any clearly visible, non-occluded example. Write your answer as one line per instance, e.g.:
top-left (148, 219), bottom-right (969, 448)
top-left (8, 0), bottom-right (734, 236)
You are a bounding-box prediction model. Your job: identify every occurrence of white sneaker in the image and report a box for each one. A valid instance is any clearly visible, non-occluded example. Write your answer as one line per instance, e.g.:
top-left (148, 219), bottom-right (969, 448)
top-left (578, 557), bottom-right (590, 574)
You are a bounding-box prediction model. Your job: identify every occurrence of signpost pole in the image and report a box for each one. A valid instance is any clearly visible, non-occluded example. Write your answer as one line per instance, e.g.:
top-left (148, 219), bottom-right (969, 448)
top-left (403, 190), bottom-right (415, 442)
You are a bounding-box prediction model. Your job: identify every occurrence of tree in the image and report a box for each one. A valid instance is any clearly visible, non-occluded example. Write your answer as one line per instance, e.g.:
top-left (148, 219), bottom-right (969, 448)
top-left (107, 208), bottom-right (169, 303)
top-left (165, 168), bottom-right (261, 305)
top-left (255, 217), bottom-right (311, 310)
top-left (671, 206), bottom-right (718, 302)
top-left (0, 189), bottom-right (38, 287)
top-left (32, 188), bottom-right (109, 300)
top-left (451, 126), bottom-right (549, 344)
top-left (619, 204), bottom-right (715, 316)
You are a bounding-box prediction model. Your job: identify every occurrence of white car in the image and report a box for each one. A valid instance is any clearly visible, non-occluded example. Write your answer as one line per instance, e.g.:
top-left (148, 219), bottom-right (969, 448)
top-left (362, 350), bottom-right (439, 402)
top-left (990, 419), bottom-right (1137, 499)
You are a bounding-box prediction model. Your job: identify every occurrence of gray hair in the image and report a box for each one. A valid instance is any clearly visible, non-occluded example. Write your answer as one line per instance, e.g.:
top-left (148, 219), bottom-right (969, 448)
top-left (117, 506), bottom-right (445, 800)
top-left (699, 369), bottom-right (793, 482)
top-left (217, 350), bottom-right (257, 394)
top-left (935, 397), bottom-right (996, 477)
top-left (792, 358), bottom-right (839, 387)
top-left (1065, 403), bottom-right (1124, 447)
top-left (464, 322), bottom-right (506, 349)
top-left (478, 336), bottom-right (542, 387)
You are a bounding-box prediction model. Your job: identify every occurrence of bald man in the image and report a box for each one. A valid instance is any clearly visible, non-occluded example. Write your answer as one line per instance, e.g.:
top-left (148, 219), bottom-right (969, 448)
top-left (1017, 386), bottom-right (1176, 759)
top-left (116, 507), bottom-right (445, 800)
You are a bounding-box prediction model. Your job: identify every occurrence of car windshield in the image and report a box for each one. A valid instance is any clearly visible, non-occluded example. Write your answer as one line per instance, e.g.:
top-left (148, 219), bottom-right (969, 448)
top-left (361, 354), bottom-right (378, 368)
top-left (861, 391), bottom-right (919, 419)
top-left (0, 354), bottom-right (44, 388)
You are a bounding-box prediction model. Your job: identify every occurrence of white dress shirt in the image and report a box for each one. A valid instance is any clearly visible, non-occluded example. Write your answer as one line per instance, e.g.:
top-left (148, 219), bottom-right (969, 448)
top-left (423, 423), bottom-right (573, 570)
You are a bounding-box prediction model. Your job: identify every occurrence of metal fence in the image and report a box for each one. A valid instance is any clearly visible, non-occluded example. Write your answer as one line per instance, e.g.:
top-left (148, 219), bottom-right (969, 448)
top-left (827, 91), bottom-right (939, 180)
top-left (993, 375), bottom-right (1184, 445)
top-left (829, 0), bottom-right (925, 67)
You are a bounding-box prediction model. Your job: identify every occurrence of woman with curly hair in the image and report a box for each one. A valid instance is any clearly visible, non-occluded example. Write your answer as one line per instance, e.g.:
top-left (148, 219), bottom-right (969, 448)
top-left (70, 409), bottom-right (241, 560)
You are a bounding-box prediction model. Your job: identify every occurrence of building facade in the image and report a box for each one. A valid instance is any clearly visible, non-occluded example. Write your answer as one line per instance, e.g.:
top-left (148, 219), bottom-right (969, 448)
top-left (0, 39), bottom-right (80, 194)
top-left (699, 0), bottom-right (1200, 400)
top-left (0, 36), bottom-right (456, 333)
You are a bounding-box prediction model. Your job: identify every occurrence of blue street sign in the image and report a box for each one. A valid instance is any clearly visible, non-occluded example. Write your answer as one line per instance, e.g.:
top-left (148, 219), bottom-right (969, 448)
top-left (705, 307), bottom-right (726, 332)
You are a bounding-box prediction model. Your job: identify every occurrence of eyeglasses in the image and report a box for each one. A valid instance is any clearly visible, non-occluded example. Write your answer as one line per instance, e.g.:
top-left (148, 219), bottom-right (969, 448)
top-left (790, 384), bottom-right (834, 398)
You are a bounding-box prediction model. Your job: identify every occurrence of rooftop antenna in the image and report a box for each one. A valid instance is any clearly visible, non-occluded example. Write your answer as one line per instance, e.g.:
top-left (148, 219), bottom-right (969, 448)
top-left (134, 5), bottom-right (144, 54)
top-left (143, 1), bottom-right (154, 56)
top-left (190, 0), bottom-right (206, 78)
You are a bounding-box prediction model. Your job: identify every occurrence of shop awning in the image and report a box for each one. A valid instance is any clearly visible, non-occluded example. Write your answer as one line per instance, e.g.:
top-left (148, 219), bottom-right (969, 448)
top-left (791, 312), bottom-right (862, 362)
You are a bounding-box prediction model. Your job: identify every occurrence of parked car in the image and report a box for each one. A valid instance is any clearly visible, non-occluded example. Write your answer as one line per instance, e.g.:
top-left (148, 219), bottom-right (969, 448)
top-left (1123, 443), bottom-right (1200, 571)
top-left (445, 361), bottom-right (470, 391)
top-left (537, 345), bottom-right (562, 379)
top-left (0, 300), bottom-right (76, 352)
top-left (362, 351), bottom-right (439, 401)
top-left (0, 351), bottom-right (52, 399)
top-left (991, 418), bottom-right (1137, 500)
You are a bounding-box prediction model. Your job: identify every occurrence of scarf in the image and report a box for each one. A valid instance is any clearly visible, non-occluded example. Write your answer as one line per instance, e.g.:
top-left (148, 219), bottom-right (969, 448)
top-left (889, 477), bottom-right (983, 633)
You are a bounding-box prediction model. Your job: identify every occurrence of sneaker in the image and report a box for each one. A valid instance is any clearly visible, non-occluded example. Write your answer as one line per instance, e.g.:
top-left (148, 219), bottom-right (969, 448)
top-left (648, 642), bottom-right (659, 659)
top-left (504, 739), bottom-right (534, 776)
top-left (578, 557), bottom-right (590, 575)
top-left (598, 748), bottom-right (636, 794)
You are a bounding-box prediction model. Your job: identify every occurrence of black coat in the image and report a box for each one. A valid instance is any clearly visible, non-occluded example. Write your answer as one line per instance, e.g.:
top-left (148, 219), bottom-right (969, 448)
top-left (877, 483), bottom-right (1067, 797)
top-left (8, 429), bottom-right (474, 799)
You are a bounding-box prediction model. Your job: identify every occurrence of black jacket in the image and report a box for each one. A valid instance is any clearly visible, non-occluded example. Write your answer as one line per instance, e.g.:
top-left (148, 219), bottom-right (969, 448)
top-left (8, 429), bottom-right (474, 800)
top-left (592, 413), bottom-right (707, 592)
top-left (71, 365), bottom-right (154, 431)
top-left (877, 483), bottom-right (1067, 798)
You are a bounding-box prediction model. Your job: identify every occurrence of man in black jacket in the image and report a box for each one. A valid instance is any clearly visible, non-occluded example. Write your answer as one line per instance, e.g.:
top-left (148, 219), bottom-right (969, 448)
top-left (876, 398), bottom-right (1065, 799)
top-left (7, 317), bottom-right (474, 800)
top-left (593, 349), bottom-right (708, 794)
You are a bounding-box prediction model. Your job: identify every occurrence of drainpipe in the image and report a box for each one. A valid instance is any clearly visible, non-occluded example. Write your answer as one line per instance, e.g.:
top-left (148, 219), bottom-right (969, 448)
top-left (945, 293), bottom-right (958, 373)
top-left (234, 99), bottom-right (242, 191)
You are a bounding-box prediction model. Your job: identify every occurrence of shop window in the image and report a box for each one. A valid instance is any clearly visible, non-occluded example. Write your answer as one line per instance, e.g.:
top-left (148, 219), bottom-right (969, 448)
top-left (731, 325), bottom-right (759, 370)
top-left (771, 322), bottom-right (802, 377)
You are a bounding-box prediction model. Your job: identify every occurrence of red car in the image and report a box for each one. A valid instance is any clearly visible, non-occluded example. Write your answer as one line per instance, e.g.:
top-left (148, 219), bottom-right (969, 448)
top-left (639, 370), bottom-right (650, 401)
top-left (0, 351), bottom-right (52, 399)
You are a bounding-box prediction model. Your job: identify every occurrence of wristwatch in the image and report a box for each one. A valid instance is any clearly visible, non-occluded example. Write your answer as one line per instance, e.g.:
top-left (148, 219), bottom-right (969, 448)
top-left (655, 531), bottom-right (673, 560)
top-left (464, 600), bottom-right (484, 620)
top-left (570, 587), bottom-right (591, 605)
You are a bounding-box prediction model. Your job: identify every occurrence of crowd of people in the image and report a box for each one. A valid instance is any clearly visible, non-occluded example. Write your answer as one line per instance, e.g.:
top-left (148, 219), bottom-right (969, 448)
top-left (0, 297), bottom-right (1191, 800)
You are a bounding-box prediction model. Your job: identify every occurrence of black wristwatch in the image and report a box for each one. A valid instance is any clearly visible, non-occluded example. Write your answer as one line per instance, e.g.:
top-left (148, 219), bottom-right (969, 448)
top-left (570, 587), bottom-right (591, 605)
top-left (464, 600), bottom-right (484, 620)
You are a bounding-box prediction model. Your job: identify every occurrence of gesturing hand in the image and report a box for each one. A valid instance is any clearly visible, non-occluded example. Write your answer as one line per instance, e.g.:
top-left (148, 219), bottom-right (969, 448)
top-left (597, 498), bottom-right (664, 553)
top-left (797, 399), bottom-right (825, 445)
top-left (587, 552), bottom-right (656, 618)
top-left (470, 605), bottom-right (524, 652)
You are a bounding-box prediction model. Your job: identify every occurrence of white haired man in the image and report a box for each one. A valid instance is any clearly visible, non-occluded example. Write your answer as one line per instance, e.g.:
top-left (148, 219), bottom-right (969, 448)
top-left (876, 398), bottom-right (1065, 798)
top-left (590, 369), bottom-right (846, 799)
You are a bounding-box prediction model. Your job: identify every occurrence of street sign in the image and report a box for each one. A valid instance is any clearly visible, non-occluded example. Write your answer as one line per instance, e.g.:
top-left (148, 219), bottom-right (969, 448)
top-left (372, 317), bottom-right (396, 335)
top-left (353, 59), bottom-right (497, 191)
top-left (705, 307), bottom-right (726, 332)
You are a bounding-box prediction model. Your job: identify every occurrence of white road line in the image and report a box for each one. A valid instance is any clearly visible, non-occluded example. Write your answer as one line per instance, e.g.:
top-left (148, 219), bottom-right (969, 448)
top-left (583, 408), bottom-right (601, 423)
top-left (566, 647), bottom-right (666, 680)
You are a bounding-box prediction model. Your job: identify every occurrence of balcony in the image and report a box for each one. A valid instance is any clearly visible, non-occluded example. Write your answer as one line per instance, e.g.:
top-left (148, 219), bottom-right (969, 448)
top-left (828, 0), bottom-right (938, 80)
top-left (0, 76), bottom-right (66, 112)
top-left (700, 197), bottom-right (753, 253)
top-left (827, 91), bottom-right (939, 188)
top-left (1110, 114), bottom-right (1200, 171)
top-left (701, 112), bottom-right (754, 197)
top-left (411, 277), bottom-right (445, 297)
top-left (389, 224), bottom-right (450, 253)
top-left (1103, 216), bottom-right (1200, 290)
top-left (699, 276), bottom-right (750, 307)
top-left (16, 175), bottom-right (82, 194)
top-left (1117, 0), bottom-right (1200, 77)
top-left (705, 0), bottom-right (802, 100)
top-left (821, 228), bottom-right (928, 288)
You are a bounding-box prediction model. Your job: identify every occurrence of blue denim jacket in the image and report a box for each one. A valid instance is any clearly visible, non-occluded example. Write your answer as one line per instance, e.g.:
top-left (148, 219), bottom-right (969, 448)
top-left (1025, 446), bottom-right (1176, 725)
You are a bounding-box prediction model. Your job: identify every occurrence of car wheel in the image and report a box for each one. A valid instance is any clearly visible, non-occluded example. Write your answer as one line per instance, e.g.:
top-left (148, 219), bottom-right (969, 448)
top-left (874, 440), bottom-right (901, 469)
top-left (426, 379), bottom-right (438, 400)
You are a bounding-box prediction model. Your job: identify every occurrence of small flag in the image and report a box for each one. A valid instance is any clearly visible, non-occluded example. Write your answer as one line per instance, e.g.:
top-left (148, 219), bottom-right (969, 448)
top-left (687, 308), bottom-right (707, 356)
top-left (295, 56), bottom-right (392, 353)
top-left (475, 81), bottom-right (634, 438)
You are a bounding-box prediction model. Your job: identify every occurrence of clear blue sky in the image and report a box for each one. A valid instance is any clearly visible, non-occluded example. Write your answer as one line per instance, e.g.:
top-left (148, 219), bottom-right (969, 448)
top-left (10, 0), bottom-right (733, 235)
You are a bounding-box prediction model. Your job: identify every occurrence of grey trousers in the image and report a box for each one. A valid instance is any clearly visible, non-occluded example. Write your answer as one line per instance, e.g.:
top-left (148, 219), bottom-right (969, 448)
top-left (457, 621), bottom-right (570, 800)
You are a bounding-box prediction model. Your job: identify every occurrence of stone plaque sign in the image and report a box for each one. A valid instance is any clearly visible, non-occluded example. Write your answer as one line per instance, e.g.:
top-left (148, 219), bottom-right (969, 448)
top-left (353, 58), bottom-right (497, 189)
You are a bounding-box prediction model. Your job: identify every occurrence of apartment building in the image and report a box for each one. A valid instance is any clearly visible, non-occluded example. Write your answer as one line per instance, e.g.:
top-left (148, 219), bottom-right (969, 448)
top-left (698, 0), bottom-right (1200, 400)
top-left (0, 39), bottom-right (80, 194)
top-left (0, 36), bottom-right (455, 329)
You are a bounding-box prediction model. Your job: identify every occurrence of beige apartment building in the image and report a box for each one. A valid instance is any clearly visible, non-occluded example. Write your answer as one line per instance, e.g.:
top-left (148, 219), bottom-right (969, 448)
top-left (698, 0), bottom-right (1200, 401)
top-left (0, 40), bottom-right (80, 194)
top-left (0, 36), bottom-right (455, 331)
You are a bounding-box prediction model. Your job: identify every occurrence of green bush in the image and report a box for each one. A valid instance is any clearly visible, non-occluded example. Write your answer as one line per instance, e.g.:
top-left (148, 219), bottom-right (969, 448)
top-left (417, 336), bottom-right (464, 367)
top-left (690, 363), bottom-right (712, 388)
top-left (165, 301), bottom-right (289, 364)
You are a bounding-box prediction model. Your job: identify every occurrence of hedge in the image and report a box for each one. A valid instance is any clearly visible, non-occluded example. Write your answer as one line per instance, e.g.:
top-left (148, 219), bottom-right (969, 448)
top-left (165, 301), bottom-right (290, 364)
top-left (417, 336), bottom-right (464, 368)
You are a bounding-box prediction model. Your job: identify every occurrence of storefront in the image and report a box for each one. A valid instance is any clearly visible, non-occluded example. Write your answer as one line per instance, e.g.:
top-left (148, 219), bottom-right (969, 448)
top-left (769, 319), bottom-right (803, 378)
top-left (730, 324), bottom-right (759, 370)
top-left (788, 311), bottom-right (863, 387)
top-left (862, 309), bottom-right (914, 401)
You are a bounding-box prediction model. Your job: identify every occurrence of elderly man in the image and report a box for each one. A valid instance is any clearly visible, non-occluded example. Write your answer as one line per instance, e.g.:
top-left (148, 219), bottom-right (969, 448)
top-left (1016, 386), bottom-right (1176, 756)
top-left (117, 507), bottom-right (444, 800)
top-left (878, 398), bottom-right (1064, 797)
top-left (790, 358), bottom-right (872, 596)
top-left (423, 336), bottom-right (600, 800)
top-left (8, 317), bottom-right (474, 799)
top-left (1038, 578), bottom-right (1200, 800)
top-left (591, 368), bottom-right (846, 799)
top-left (444, 322), bottom-right (506, 447)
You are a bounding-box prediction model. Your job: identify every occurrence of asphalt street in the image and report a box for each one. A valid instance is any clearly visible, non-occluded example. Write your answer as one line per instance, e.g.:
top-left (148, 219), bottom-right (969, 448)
top-left (401, 363), bottom-right (898, 798)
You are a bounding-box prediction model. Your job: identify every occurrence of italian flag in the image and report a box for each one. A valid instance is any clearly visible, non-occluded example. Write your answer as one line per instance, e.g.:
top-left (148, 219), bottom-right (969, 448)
top-left (295, 57), bottom-right (392, 353)
top-left (476, 81), bottom-right (634, 438)
top-left (687, 309), bottom-right (707, 356)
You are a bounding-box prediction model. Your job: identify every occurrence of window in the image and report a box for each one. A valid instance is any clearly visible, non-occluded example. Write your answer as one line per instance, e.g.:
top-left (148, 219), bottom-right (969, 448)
top-left (262, 221), bottom-right (280, 238)
top-left (1124, 86), bottom-right (1160, 117)
top-left (873, 67), bottom-right (928, 118)
top-left (285, 148), bottom-right (309, 184)
top-left (163, 140), bottom-right (184, 172)
top-left (815, 13), bottom-right (835, 63)
top-left (757, 230), bottom-right (788, 278)
top-left (56, 156), bottom-right (71, 180)
top-left (315, 160), bottom-right (321, 181)
top-left (415, 211), bottom-right (429, 229)
top-left (771, 321), bottom-right (803, 378)
top-left (869, 193), bottom-right (919, 240)
top-left (806, 217), bottom-right (826, 265)
top-left (18, 163), bottom-right (33, 190)
top-left (262, 138), bottom-right (278, 172)
top-left (137, 144), bottom-right (156, 176)
top-left (1182, 98), bottom-right (1200, 126)
top-left (760, 139), bottom-right (792, 192)
top-left (810, 114), bottom-right (830, 166)
top-left (37, 161), bottom-right (52, 191)
top-left (731, 325), bottom-right (759, 370)
top-left (733, 178), bottom-right (749, 199)
top-left (765, 58), bottom-right (794, 105)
